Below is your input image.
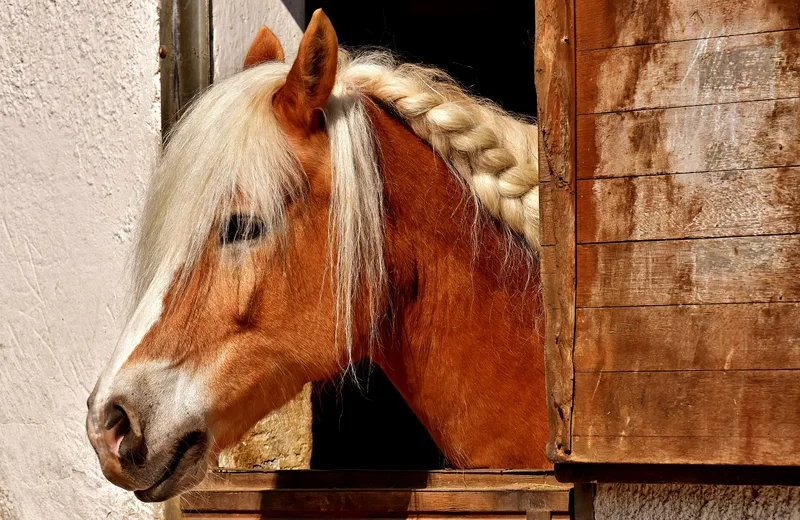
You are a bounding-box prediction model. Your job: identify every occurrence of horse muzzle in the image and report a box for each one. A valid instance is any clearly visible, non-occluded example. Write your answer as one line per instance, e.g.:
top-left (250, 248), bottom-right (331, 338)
top-left (86, 362), bottom-right (211, 501)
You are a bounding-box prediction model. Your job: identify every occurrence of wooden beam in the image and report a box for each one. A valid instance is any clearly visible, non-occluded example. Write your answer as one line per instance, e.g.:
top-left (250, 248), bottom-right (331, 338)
top-left (535, 0), bottom-right (578, 462)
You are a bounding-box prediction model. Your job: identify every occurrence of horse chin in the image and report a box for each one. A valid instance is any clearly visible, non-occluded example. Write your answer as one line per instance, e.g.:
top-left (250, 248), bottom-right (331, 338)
top-left (134, 442), bottom-right (210, 502)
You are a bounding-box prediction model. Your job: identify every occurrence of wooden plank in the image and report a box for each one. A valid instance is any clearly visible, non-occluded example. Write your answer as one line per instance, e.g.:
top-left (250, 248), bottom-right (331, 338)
top-left (182, 516), bottom-right (530, 520)
top-left (577, 168), bottom-right (800, 243)
top-left (575, 303), bottom-right (800, 372)
top-left (535, 0), bottom-right (577, 462)
top-left (181, 490), bottom-right (572, 515)
top-left (577, 235), bottom-right (800, 307)
top-left (575, 0), bottom-right (800, 50)
top-left (577, 30), bottom-right (800, 114)
top-left (556, 462), bottom-right (800, 484)
top-left (573, 370), bottom-right (800, 439)
top-left (577, 98), bottom-right (800, 179)
top-left (538, 181), bottom-right (555, 246)
top-left (570, 435), bottom-right (800, 466)
top-left (194, 469), bottom-right (562, 492)
top-left (571, 483), bottom-right (595, 520)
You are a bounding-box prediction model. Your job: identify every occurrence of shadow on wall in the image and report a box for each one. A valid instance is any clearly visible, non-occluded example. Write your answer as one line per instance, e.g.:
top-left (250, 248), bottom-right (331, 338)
top-left (280, 0), bottom-right (306, 29)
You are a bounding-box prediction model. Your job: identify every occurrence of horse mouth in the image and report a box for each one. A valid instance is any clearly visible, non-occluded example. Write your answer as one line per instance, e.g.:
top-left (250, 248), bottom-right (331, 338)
top-left (135, 431), bottom-right (208, 502)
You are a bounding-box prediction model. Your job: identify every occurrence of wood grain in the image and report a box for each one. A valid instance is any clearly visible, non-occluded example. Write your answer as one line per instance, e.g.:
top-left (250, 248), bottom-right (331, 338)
top-left (182, 516), bottom-right (531, 520)
top-left (180, 470), bottom-right (572, 519)
top-left (577, 235), bottom-right (800, 307)
top-left (535, 0), bottom-right (577, 462)
top-left (573, 370), bottom-right (800, 438)
top-left (181, 490), bottom-right (572, 515)
top-left (577, 98), bottom-right (800, 179)
top-left (577, 167), bottom-right (800, 243)
top-left (575, 303), bottom-right (800, 372)
top-left (570, 435), bottom-right (800, 465)
top-left (575, 0), bottom-right (800, 50)
top-left (578, 30), bottom-right (800, 114)
top-left (194, 469), bottom-right (561, 491)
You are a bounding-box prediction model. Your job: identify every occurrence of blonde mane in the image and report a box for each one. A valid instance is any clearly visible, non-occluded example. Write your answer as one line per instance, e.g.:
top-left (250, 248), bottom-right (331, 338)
top-left (338, 51), bottom-right (540, 249)
top-left (133, 50), bottom-right (539, 363)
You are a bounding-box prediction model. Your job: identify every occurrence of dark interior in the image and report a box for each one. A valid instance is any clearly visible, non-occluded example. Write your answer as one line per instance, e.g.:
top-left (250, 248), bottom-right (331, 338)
top-left (306, 0), bottom-right (537, 470)
top-left (311, 361), bottom-right (449, 469)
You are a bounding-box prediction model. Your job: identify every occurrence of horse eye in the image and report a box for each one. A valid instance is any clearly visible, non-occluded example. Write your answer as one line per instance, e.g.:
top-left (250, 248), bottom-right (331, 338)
top-left (222, 215), bottom-right (265, 244)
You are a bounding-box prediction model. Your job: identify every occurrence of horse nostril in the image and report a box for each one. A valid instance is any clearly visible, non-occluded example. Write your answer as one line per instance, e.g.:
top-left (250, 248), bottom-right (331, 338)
top-left (103, 401), bottom-right (146, 465)
top-left (118, 427), bottom-right (148, 466)
top-left (104, 405), bottom-right (130, 433)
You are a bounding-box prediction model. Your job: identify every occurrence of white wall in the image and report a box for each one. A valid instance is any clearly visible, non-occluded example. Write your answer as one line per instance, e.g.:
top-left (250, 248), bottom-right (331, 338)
top-left (213, 0), bottom-right (304, 80)
top-left (0, 1), bottom-right (161, 518)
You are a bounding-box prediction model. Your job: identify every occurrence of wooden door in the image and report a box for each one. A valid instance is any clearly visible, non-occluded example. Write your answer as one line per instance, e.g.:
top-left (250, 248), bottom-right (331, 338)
top-left (537, 0), bottom-right (800, 467)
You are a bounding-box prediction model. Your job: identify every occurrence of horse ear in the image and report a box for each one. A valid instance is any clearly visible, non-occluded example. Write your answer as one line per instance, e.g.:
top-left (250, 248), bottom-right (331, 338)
top-left (276, 9), bottom-right (338, 127)
top-left (244, 26), bottom-right (285, 67)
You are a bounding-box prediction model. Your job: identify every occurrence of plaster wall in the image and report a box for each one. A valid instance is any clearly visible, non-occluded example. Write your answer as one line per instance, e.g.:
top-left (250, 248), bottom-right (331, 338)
top-left (596, 483), bottom-right (800, 520)
top-left (0, 0), bottom-right (161, 518)
top-left (213, 0), bottom-right (305, 80)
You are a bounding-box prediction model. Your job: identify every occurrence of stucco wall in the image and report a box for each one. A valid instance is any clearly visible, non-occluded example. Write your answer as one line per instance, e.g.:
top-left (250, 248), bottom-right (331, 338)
top-left (213, 0), bottom-right (304, 80)
top-left (596, 483), bottom-right (800, 519)
top-left (0, 1), bottom-right (161, 518)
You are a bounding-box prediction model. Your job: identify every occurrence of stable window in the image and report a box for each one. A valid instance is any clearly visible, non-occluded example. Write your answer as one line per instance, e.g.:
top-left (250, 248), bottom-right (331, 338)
top-left (305, 0), bottom-right (537, 470)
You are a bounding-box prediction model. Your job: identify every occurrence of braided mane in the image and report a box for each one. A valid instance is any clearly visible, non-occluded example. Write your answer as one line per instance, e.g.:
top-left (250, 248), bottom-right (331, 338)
top-left (337, 51), bottom-right (540, 250)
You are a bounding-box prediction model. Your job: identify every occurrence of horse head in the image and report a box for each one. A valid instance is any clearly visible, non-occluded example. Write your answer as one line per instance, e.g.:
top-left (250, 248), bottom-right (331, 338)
top-left (87, 9), bottom-right (545, 502)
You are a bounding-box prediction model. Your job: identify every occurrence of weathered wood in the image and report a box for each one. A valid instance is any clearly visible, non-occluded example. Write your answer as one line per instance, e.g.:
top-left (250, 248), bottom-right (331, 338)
top-left (556, 463), bottom-right (800, 484)
top-left (577, 167), bottom-right (800, 243)
top-left (181, 490), bottom-right (571, 515)
top-left (577, 30), bottom-right (800, 114)
top-left (571, 483), bottom-right (596, 520)
top-left (542, 0), bottom-right (800, 472)
top-left (159, 0), bottom-right (212, 137)
top-left (569, 435), bottom-right (800, 466)
top-left (577, 235), bottom-right (800, 307)
top-left (573, 370), bottom-right (800, 439)
top-left (575, 0), bottom-right (800, 50)
top-left (538, 181), bottom-right (555, 246)
top-left (180, 470), bottom-right (572, 519)
top-left (182, 516), bottom-right (530, 520)
top-left (535, 0), bottom-right (577, 462)
top-left (575, 303), bottom-right (800, 372)
top-left (577, 98), bottom-right (800, 179)
top-left (194, 469), bottom-right (561, 492)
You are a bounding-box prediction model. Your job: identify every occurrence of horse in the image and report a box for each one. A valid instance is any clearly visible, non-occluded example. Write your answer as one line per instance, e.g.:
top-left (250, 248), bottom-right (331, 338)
top-left (86, 9), bottom-right (547, 502)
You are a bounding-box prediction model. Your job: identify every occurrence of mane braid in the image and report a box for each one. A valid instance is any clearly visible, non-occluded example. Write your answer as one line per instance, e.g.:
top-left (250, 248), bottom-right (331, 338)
top-left (337, 50), bottom-right (541, 250)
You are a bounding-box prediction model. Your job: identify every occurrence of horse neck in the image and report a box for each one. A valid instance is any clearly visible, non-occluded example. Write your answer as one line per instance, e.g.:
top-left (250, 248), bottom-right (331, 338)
top-left (365, 103), bottom-right (550, 468)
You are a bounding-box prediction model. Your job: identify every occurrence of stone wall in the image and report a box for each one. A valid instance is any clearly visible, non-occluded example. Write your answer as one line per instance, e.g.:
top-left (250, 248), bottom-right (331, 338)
top-left (596, 484), bottom-right (800, 520)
